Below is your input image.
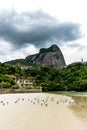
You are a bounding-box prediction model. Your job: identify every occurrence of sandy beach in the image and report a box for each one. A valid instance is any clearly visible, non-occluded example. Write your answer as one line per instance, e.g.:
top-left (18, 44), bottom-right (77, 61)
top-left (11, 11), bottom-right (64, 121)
top-left (0, 93), bottom-right (87, 130)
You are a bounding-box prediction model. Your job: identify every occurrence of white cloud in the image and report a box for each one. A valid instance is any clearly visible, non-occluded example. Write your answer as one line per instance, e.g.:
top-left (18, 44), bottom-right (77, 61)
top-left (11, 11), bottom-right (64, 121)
top-left (61, 45), bottom-right (87, 65)
top-left (0, 40), bottom-right (12, 54)
top-left (0, 43), bottom-right (38, 63)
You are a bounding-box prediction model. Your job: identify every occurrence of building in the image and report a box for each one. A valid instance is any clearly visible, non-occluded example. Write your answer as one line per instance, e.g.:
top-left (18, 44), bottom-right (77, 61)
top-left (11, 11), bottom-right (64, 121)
top-left (21, 66), bottom-right (33, 70)
top-left (16, 79), bottom-right (34, 88)
top-left (6, 75), bottom-right (34, 88)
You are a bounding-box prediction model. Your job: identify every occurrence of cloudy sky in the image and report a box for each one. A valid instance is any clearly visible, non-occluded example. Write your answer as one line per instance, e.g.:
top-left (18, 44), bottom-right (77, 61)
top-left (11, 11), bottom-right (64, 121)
top-left (0, 0), bottom-right (87, 64)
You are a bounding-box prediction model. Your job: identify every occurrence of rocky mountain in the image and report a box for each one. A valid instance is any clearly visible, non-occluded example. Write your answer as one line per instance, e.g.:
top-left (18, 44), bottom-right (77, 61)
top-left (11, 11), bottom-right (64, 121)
top-left (26, 45), bottom-right (66, 68)
top-left (5, 45), bottom-right (66, 68)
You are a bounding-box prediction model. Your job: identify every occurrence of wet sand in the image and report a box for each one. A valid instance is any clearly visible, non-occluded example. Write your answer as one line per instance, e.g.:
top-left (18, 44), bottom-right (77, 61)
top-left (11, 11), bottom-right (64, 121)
top-left (0, 93), bottom-right (87, 130)
top-left (70, 96), bottom-right (87, 121)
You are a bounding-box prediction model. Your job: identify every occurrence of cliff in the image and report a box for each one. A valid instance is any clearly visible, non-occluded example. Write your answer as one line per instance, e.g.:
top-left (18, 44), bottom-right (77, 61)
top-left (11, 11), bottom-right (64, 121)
top-left (26, 45), bottom-right (66, 68)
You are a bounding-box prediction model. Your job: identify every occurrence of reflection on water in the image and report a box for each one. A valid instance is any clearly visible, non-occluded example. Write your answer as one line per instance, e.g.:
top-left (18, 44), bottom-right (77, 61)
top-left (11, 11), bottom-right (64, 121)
top-left (70, 96), bottom-right (87, 121)
top-left (48, 91), bottom-right (87, 96)
top-left (48, 91), bottom-right (87, 121)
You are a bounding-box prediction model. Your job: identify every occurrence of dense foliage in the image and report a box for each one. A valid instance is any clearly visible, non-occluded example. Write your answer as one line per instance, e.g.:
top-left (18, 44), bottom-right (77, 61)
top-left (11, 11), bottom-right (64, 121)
top-left (0, 62), bottom-right (87, 91)
top-left (0, 74), bottom-right (15, 89)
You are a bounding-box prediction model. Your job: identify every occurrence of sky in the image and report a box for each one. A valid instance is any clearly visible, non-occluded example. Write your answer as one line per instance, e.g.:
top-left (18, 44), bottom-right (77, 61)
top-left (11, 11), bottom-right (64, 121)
top-left (0, 0), bottom-right (87, 65)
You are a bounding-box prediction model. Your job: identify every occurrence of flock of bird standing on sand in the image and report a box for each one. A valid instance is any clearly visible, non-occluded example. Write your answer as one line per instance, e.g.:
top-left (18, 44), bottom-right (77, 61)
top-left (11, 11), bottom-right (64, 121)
top-left (0, 95), bottom-right (73, 107)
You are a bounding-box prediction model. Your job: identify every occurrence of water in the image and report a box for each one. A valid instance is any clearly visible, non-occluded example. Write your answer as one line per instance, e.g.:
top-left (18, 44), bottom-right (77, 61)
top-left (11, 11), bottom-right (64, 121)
top-left (48, 91), bottom-right (87, 96)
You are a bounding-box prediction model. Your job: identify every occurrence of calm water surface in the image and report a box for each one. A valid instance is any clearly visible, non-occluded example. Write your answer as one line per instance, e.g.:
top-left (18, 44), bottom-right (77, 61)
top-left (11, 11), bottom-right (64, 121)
top-left (48, 91), bottom-right (87, 96)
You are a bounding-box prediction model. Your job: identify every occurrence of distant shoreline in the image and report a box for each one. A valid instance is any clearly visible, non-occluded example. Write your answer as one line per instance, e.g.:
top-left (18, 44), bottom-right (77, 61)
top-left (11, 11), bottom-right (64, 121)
top-left (0, 89), bottom-right (42, 94)
top-left (1, 90), bottom-right (87, 95)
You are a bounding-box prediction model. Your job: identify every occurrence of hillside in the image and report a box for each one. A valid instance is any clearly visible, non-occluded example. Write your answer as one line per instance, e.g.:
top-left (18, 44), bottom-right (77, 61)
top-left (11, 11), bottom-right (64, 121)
top-left (5, 59), bottom-right (28, 66)
top-left (4, 59), bottom-right (37, 67)
top-left (0, 62), bottom-right (87, 91)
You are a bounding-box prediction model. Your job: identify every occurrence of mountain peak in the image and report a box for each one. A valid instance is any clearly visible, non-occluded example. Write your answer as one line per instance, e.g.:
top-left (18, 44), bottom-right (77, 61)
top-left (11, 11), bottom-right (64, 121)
top-left (40, 44), bottom-right (60, 53)
top-left (49, 44), bottom-right (60, 51)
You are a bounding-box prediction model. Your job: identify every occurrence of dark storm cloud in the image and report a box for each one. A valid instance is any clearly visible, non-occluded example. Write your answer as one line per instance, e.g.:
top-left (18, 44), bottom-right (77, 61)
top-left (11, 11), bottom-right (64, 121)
top-left (0, 10), bottom-right (81, 48)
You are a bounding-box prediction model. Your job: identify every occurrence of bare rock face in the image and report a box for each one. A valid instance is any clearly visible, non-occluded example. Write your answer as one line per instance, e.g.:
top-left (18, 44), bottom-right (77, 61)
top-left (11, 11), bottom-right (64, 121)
top-left (26, 45), bottom-right (66, 68)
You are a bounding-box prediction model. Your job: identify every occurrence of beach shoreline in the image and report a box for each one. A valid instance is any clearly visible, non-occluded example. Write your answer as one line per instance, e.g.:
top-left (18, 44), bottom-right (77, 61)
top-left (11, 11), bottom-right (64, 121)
top-left (0, 93), bottom-right (87, 130)
top-left (0, 89), bottom-right (42, 94)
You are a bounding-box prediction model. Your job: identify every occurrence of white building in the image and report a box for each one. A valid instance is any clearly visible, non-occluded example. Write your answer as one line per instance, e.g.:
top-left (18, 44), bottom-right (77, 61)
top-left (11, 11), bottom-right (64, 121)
top-left (16, 79), bottom-right (33, 88)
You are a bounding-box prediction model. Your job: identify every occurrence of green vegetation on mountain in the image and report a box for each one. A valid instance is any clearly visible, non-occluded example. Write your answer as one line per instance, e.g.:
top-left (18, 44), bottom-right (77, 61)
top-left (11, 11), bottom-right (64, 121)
top-left (39, 45), bottom-right (60, 53)
top-left (4, 59), bottom-right (38, 67)
top-left (0, 62), bottom-right (87, 91)
top-left (4, 59), bottom-right (30, 66)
